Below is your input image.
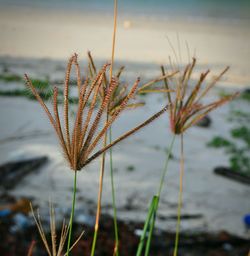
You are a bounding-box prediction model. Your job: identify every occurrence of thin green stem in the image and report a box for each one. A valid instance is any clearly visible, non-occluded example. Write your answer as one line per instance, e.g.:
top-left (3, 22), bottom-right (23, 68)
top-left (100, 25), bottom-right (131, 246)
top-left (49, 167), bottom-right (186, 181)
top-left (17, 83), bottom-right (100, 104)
top-left (66, 170), bottom-right (77, 256)
top-left (109, 126), bottom-right (120, 256)
top-left (157, 135), bottom-right (176, 197)
top-left (143, 135), bottom-right (176, 256)
top-left (91, 227), bottom-right (98, 256)
top-left (173, 134), bottom-right (184, 256)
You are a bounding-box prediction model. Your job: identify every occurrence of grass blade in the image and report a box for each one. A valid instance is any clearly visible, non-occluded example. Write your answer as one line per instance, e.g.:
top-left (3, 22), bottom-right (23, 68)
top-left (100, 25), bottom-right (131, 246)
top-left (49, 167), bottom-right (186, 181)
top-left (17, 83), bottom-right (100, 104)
top-left (136, 196), bottom-right (158, 256)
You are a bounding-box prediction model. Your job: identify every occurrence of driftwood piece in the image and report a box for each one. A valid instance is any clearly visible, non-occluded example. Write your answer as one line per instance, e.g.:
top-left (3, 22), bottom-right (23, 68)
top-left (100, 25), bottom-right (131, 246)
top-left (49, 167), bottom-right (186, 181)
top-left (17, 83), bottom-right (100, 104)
top-left (214, 166), bottom-right (250, 185)
top-left (0, 156), bottom-right (48, 189)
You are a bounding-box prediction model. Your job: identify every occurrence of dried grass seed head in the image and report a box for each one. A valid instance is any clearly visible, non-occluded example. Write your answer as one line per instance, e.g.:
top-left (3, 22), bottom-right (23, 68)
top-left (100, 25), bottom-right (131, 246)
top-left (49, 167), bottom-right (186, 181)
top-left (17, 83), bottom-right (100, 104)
top-left (25, 53), bottom-right (168, 171)
top-left (30, 203), bottom-right (84, 256)
top-left (162, 58), bottom-right (239, 134)
top-left (87, 51), bottom-right (145, 116)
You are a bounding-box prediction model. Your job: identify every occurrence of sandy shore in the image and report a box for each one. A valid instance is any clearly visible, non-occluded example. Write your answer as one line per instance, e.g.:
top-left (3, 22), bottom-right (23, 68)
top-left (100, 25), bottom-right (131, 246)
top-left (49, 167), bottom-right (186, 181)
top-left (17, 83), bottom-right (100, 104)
top-left (0, 4), bottom-right (249, 239)
top-left (0, 75), bottom-right (249, 238)
top-left (0, 5), bottom-right (249, 87)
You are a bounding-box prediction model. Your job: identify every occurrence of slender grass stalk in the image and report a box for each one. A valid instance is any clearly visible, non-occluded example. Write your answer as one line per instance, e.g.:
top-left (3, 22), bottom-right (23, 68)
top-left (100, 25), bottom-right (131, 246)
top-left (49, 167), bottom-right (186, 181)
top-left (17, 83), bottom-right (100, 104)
top-left (66, 170), bottom-right (78, 256)
top-left (109, 3), bottom-right (119, 254)
top-left (173, 134), bottom-right (184, 256)
top-left (136, 135), bottom-right (176, 256)
top-left (91, 132), bottom-right (107, 256)
top-left (110, 0), bottom-right (117, 80)
top-left (109, 126), bottom-right (119, 256)
top-left (145, 135), bottom-right (176, 255)
top-left (27, 241), bottom-right (36, 256)
top-left (91, 1), bottom-right (117, 255)
top-left (157, 135), bottom-right (176, 197)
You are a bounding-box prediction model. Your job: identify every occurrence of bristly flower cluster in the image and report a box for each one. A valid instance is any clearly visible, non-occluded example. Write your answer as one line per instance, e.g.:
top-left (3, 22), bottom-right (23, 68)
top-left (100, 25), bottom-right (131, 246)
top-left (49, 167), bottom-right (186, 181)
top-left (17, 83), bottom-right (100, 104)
top-left (87, 51), bottom-right (144, 116)
top-left (30, 203), bottom-right (84, 256)
top-left (25, 54), bottom-right (168, 171)
top-left (87, 51), bottom-right (176, 116)
top-left (161, 58), bottom-right (239, 134)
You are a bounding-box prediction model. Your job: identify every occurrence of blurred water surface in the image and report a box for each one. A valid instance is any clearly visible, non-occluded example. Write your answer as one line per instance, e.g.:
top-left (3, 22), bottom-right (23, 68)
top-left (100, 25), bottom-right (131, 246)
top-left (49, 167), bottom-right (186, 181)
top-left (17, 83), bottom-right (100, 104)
top-left (0, 0), bottom-right (250, 21)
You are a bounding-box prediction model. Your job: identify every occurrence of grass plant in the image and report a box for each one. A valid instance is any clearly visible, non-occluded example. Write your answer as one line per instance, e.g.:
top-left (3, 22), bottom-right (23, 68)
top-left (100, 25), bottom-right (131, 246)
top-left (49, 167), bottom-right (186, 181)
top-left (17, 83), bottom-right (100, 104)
top-left (137, 57), bottom-right (238, 256)
top-left (25, 47), bottom-right (170, 256)
top-left (164, 58), bottom-right (238, 256)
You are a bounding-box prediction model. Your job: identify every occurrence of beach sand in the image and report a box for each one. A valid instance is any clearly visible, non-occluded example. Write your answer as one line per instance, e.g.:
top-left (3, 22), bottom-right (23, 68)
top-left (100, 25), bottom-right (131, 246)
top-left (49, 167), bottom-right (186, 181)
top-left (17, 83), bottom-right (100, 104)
top-left (0, 4), bottom-right (250, 239)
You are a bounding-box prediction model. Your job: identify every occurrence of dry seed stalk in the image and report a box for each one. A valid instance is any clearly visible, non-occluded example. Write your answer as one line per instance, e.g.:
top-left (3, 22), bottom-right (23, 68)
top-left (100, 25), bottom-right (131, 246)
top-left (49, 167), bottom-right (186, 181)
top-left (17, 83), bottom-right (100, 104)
top-left (30, 203), bottom-right (84, 256)
top-left (27, 241), bottom-right (36, 256)
top-left (162, 58), bottom-right (239, 135)
top-left (87, 51), bottom-right (145, 116)
top-left (160, 59), bottom-right (239, 256)
top-left (87, 51), bottom-right (177, 116)
top-left (141, 58), bottom-right (239, 256)
top-left (25, 54), bottom-right (167, 172)
top-left (83, 105), bottom-right (168, 167)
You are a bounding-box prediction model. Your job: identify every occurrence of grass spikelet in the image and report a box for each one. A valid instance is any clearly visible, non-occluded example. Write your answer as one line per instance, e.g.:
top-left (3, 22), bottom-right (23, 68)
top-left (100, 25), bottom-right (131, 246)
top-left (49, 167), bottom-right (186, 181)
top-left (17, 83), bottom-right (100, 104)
top-left (30, 203), bottom-right (84, 256)
top-left (83, 104), bottom-right (168, 167)
top-left (164, 59), bottom-right (239, 135)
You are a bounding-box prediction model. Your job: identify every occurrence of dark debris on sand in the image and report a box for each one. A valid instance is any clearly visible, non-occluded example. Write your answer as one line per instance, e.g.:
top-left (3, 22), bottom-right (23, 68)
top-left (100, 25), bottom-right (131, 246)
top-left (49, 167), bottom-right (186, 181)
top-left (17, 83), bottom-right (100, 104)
top-left (0, 201), bottom-right (249, 256)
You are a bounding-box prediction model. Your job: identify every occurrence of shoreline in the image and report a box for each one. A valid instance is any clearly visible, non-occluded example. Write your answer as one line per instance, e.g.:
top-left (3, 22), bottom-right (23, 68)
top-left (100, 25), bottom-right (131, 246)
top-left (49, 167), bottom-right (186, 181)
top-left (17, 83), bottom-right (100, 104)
top-left (0, 5), bottom-right (249, 86)
top-left (0, 55), bottom-right (249, 89)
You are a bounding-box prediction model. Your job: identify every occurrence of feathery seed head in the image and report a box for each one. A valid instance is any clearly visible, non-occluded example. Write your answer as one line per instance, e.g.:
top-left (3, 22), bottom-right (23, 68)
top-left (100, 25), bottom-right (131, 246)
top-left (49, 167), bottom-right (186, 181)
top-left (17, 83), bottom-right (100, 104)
top-left (87, 51), bottom-right (145, 117)
top-left (25, 53), bottom-right (168, 171)
top-left (30, 203), bottom-right (84, 256)
top-left (162, 58), bottom-right (239, 134)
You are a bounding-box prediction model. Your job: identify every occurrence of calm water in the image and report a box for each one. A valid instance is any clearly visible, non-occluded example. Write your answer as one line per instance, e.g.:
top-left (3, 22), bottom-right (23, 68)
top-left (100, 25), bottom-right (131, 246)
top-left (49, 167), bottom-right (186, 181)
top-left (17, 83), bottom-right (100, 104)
top-left (0, 0), bottom-right (250, 21)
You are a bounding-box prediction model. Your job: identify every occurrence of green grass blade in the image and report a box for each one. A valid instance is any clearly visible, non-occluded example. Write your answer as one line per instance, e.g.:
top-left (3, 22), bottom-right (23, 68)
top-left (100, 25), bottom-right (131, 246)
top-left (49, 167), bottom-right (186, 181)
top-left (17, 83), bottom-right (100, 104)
top-left (144, 196), bottom-right (159, 256)
top-left (136, 196), bottom-right (158, 256)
